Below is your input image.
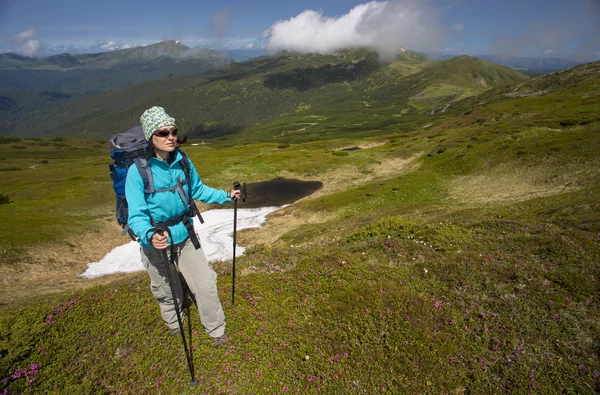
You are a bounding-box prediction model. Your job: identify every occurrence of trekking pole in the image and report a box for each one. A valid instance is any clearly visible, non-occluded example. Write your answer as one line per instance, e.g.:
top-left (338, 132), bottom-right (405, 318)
top-left (157, 229), bottom-right (197, 387)
top-left (231, 181), bottom-right (247, 306)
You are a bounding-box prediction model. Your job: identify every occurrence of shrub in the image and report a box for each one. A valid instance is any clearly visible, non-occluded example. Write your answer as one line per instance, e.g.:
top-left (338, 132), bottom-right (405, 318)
top-left (0, 195), bottom-right (10, 205)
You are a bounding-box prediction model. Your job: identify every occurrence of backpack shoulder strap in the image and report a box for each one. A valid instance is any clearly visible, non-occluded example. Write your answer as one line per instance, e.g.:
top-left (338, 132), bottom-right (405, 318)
top-left (179, 150), bottom-right (191, 180)
top-left (133, 157), bottom-right (154, 194)
top-left (177, 149), bottom-right (205, 224)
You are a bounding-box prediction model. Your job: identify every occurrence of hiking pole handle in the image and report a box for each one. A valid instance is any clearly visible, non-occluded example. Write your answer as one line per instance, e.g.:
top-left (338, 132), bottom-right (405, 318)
top-left (232, 181), bottom-right (247, 202)
top-left (233, 181), bottom-right (241, 200)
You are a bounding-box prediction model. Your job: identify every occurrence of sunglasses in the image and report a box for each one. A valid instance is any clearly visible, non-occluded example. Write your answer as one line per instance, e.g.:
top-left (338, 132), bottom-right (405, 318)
top-left (154, 128), bottom-right (178, 138)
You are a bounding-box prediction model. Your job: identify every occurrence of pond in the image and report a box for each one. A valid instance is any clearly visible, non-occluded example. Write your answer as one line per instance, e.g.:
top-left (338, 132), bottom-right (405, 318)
top-left (231, 177), bottom-right (323, 208)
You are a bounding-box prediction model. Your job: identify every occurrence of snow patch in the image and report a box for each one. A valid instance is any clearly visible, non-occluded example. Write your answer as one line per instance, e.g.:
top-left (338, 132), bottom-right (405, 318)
top-left (78, 206), bottom-right (282, 278)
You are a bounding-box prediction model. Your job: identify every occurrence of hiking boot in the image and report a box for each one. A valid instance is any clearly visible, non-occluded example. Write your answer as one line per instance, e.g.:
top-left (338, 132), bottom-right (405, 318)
top-left (213, 334), bottom-right (227, 348)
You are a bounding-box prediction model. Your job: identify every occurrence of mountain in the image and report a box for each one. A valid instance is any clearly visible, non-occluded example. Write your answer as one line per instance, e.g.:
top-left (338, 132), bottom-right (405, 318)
top-left (0, 41), bottom-right (231, 93)
top-left (422, 52), bottom-right (586, 75)
top-left (0, 53), bottom-right (38, 68)
top-left (369, 55), bottom-right (529, 106)
top-left (477, 55), bottom-right (584, 72)
top-left (0, 41), bottom-right (227, 70)
top-left (0, 49), bottom-right (531, 141)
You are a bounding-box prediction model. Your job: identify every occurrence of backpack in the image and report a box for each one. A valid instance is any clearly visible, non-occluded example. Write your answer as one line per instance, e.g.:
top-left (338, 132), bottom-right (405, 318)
top-left (108, 126), bottom-right (203, 247)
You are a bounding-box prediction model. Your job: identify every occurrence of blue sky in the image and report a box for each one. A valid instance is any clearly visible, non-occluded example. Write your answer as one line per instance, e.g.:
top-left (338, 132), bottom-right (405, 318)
top-left (0, 0), bottom-right (598, 60)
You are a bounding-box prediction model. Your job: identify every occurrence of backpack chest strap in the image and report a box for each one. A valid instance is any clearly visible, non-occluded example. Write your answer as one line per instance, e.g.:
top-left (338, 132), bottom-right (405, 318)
top-left (152, 178), bottom-right (188, 194)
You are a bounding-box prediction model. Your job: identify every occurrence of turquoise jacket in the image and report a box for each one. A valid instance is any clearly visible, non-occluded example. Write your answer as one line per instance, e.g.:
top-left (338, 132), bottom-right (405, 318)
top-left (125, 150), bottom-right (231, 248)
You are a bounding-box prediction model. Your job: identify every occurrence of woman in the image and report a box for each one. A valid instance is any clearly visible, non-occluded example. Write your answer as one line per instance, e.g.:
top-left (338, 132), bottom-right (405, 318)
top-left (125, 106), bottom-right (240, 346)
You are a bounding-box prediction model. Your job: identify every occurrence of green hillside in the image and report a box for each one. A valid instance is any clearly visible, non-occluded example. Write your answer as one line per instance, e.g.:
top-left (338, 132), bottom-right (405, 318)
top-left (0, 89), bottom-right (85, 119)
top-left (0, 50), bottom-right (530, 142)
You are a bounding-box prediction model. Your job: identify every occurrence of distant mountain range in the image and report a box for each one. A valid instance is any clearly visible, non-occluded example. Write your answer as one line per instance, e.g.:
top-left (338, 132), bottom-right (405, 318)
top-left (217, 49), bottom-right (270, 62)
top-left (1, 40), bottom-right (596, 141)
top-left (423, 52), bottom-right (585, 74)
top-left (0, 41), bottom-right (231, 92)
top-left (0, 48), bottom-right (532, 140)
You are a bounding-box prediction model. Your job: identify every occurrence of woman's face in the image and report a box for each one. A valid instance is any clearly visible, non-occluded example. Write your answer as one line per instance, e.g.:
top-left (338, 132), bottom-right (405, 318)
top-left (151, 126), bottom-right (178, 153)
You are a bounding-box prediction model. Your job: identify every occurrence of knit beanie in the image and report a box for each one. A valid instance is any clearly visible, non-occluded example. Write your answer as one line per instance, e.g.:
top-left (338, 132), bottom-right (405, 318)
top-left (140, 106), bottom-right (176, 140)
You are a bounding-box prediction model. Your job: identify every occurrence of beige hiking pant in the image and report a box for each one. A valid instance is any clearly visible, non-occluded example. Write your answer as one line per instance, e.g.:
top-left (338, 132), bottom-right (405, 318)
top-left (140, 239), bottom-right (226, 338)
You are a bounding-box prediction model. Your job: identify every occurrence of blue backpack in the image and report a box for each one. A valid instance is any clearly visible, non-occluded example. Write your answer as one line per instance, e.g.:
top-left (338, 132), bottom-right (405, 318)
top-left (108, 126), bottom-right (203, 245)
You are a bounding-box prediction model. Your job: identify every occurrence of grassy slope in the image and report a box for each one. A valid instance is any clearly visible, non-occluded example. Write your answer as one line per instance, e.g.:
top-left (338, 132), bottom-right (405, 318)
top-left (1, 51), bottom-right (528, 141)
top-left (1, 63), bottom-right (599, 393)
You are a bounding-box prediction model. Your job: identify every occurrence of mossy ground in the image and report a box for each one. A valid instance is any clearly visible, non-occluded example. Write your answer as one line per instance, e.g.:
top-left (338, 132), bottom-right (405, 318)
top-left (1, 211), bottom-right (599, 393)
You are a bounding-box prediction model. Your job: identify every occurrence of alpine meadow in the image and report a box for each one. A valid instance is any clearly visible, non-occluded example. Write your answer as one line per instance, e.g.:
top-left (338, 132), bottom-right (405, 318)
top-left (1, 37), bottom-right (599, 394)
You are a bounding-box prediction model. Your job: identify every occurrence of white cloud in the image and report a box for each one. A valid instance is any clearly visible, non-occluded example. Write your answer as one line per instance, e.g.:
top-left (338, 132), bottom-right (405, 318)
top-left (88, 41), bottom-right (141, 53)
top-left (543, 49), bottom-right (554, 55)
top-left (99, 41), bottom-right (120, 51)
top-left (264, 0), bottom-right (446, 60)
top-left (11, 29), bottom-right (42, 57)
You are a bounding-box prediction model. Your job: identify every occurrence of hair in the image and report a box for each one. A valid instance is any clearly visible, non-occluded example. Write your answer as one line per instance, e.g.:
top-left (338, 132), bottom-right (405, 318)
top-left (145, 139), bottom-right (157, 159)
top-left (145, 139), bottom-right (176, 164)
top-left (177, 136), bottom-right (188, 146)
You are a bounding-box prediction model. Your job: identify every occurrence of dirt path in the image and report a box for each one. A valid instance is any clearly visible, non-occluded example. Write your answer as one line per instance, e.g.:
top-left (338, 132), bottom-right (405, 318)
top-left (0, 220), bottom-right (133, 307)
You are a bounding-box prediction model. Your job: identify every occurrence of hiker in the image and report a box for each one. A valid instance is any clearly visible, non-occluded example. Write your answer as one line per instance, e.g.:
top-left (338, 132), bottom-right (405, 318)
top-left (125, 106), bottom-right (240, 346)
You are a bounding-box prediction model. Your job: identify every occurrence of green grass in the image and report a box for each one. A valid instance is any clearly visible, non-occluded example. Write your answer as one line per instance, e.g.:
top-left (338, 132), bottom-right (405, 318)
top-left (0, 136), bottom-right (414, 264)
top-left (1, 205), bottom-right (599, 393)
top-left (0, 138), bottom-right (111, 249)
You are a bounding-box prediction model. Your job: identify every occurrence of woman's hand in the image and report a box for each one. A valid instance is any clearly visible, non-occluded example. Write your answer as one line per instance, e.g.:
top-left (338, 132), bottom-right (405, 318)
top-left (230, 189), bottom-right (241, 200)
top-left (151, 231), bottom-right (169, 250)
